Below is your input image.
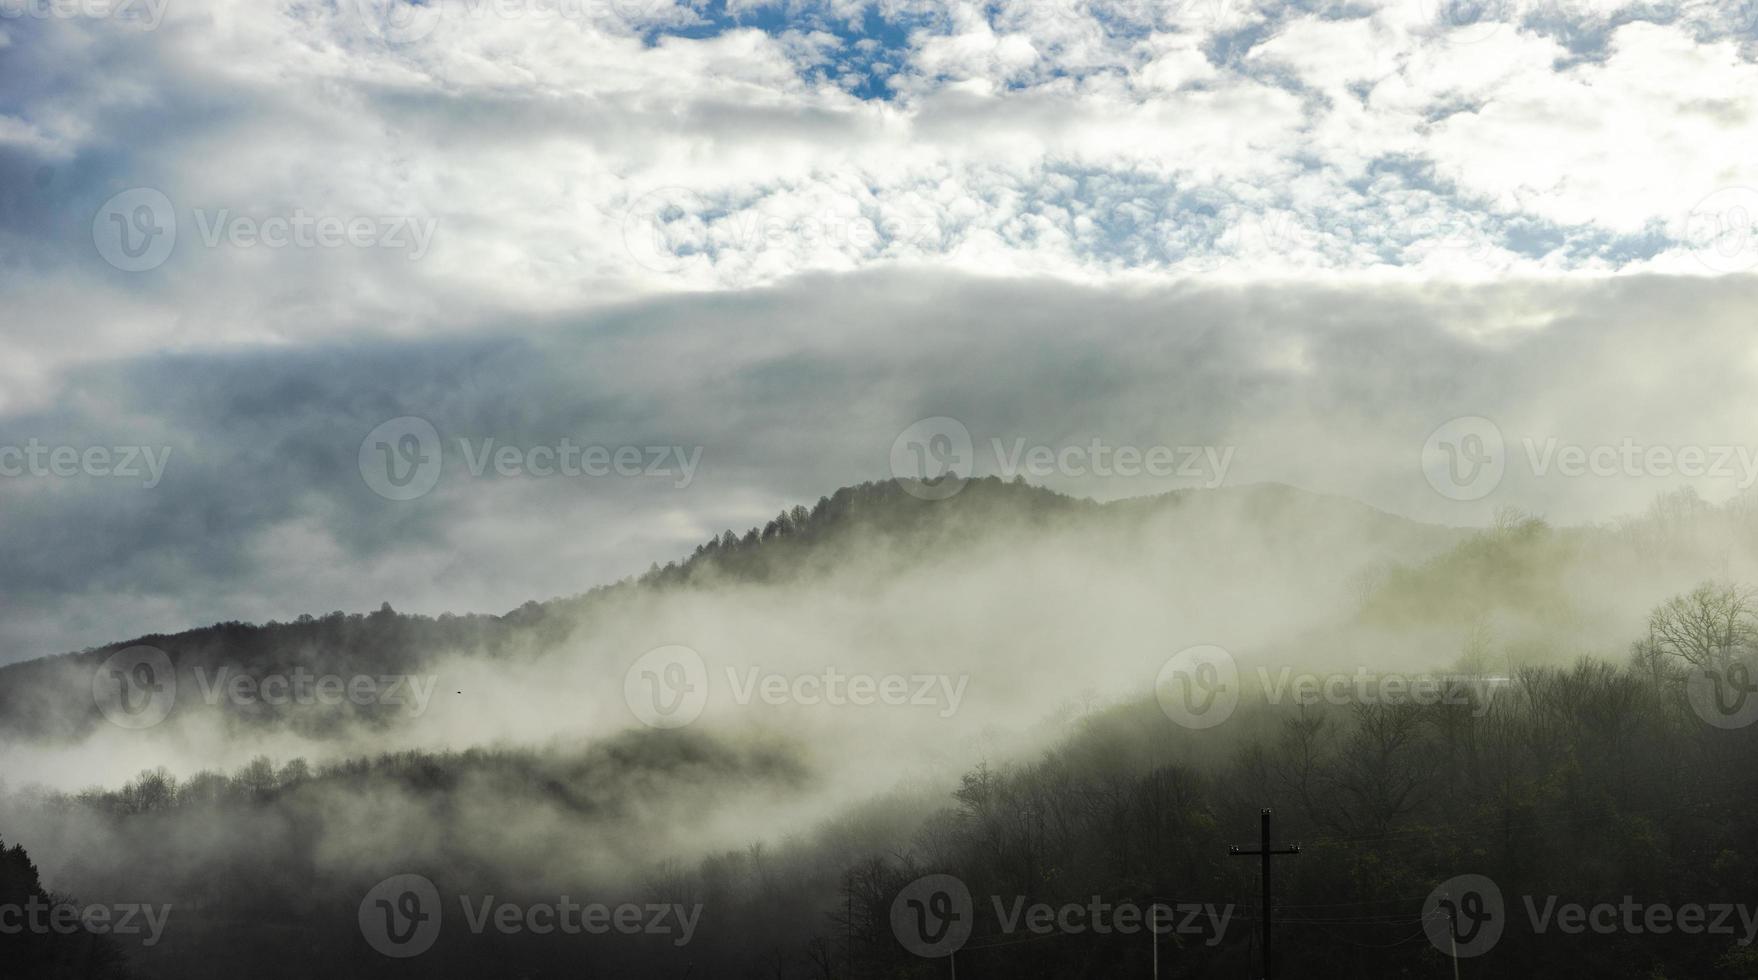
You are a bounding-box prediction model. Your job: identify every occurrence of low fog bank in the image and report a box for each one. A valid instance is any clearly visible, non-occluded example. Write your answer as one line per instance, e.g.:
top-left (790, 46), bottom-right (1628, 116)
top-left (2, 480), bottom-right (1462, 792)
top-left (3, 479), bottom-right (1757, 975)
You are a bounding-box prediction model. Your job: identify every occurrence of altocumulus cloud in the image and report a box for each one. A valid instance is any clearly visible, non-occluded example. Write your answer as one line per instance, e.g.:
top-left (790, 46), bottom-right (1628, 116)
top-left (1, 0), bottom-right (1755, 655)
top-left (0, 0), bottom-right (1755, 385)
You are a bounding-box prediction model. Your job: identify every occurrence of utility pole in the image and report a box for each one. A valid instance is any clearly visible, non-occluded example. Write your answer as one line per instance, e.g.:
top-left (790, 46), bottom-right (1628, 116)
top-left (1151, 902), bottom-right (1160, 980)
top-left (1443, 900), bottom-right (1459, 980)
top-left (1229, 808), bottom-right (1300, 980)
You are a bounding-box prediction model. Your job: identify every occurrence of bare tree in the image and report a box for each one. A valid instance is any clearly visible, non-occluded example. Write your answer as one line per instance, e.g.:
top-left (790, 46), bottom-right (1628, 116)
top-left (1456, 614), bottom-right (1495, 675)
top-left (1491, 504), bottom-right (1544, 538)
top-left (1330, 702), bottom-right (1432, 837)
top-left (1648, 581), bottom-right (1757, 668)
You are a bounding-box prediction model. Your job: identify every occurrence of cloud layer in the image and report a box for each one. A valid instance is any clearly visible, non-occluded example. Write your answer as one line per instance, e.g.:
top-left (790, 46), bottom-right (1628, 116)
top-left (2, 0), bottom-right (1755, 656)
top-left (2, 0), bottom-right (1757, 397)
top-left (2, 270), bottom-right (1756, 661)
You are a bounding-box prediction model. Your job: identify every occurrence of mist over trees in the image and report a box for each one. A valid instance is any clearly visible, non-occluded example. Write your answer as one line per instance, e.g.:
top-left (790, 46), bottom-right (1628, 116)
top-left (4, 481), bottom-right (1758, 977)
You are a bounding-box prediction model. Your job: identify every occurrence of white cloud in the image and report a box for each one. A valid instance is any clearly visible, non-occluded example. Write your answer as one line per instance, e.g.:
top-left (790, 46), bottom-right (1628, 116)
top-left (1, 0), bottom-right (1755, 655)
top-left (0, 0), bottom-right (1750, 393)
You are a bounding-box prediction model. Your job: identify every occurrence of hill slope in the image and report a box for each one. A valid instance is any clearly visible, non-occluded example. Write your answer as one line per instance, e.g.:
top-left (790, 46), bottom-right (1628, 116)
top-left (0, 478), bottom-right (1461, 745)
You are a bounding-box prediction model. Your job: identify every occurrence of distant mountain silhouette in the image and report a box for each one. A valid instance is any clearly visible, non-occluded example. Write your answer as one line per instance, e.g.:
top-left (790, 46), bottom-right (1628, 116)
top-left (0, 478), bottom-right (1462, 742)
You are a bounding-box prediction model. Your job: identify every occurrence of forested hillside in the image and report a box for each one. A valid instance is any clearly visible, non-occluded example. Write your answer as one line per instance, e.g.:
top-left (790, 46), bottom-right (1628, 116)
top-left (5, 481), bottom-right (1758, 977)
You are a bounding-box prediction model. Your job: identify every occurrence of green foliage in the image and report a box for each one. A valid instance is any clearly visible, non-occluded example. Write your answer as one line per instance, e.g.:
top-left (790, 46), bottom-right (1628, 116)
top-left (1359, 511), bottom-right (1577, 628)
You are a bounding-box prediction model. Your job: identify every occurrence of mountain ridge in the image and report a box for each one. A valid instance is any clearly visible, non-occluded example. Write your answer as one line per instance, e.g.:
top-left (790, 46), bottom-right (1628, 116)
top-left (0, 477), bottom-right (1465, 743)
top-left (4, 477), bottom-right (1455, 669)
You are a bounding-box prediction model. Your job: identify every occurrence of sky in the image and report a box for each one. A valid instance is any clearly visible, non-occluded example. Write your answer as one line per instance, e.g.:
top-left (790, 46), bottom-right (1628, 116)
top-left (0, 0), bottom-right (1755, 661)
